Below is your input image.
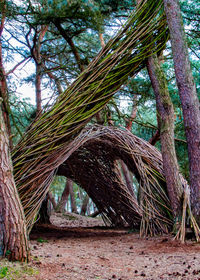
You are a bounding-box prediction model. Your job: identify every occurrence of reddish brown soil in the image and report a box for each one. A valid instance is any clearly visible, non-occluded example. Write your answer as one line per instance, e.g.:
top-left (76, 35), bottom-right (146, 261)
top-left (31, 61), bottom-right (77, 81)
top-left (26, 214), bottom-right (200, 280)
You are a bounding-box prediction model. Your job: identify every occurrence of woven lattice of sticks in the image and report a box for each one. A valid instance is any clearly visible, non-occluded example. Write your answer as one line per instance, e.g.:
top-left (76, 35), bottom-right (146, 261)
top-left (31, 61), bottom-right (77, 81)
top-left (57, 125), bottom-right (174, 235)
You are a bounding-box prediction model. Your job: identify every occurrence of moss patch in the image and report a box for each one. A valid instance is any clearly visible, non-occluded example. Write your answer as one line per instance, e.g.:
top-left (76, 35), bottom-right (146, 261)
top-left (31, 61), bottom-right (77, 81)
top-left (63, 213), bottom-right (78, 220)
top-left (0, 259), bottom-right (38, 280)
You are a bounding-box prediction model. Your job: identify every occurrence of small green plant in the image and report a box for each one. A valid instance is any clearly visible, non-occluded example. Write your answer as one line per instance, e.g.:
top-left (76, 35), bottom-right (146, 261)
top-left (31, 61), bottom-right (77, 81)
top-left (63, 214), bottom-right (77, 220)
top-left (23, 266), bottom-right (37, 276)
top-left (0, 267), bottom-right (8, 278)
top-left (5, 250), bottom-right (11, 257)
top-left (33, 255), bottom-right (39, 261)
top-left (0, 260), bottom-right (38, 280)
top-left (36, 237), bottom-right (48, 243)
top-left (127, 228), bottom-right (138, 234)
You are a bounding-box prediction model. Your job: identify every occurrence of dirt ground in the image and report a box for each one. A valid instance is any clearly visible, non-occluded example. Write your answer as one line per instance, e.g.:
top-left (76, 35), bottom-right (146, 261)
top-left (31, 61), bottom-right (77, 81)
top-left (20, 213), bottom-right (199, 280)
top-left (2, 213), bottom-right (200, 280)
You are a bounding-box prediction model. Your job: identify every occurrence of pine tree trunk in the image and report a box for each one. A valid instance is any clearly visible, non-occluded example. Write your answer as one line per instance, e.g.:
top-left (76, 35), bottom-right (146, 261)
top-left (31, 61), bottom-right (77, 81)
top-left (163, 0), bottom-right (200, 221)
top-left (125, 97), bottom-right (137, 131)
top-left (35, 63), bottom-right (42, 115)
top-left (121, 99), bottom-right (137, 197)
top-left (69, 181), bottom-right (78, 213)
top-left (47, 192), bottom-right (57, 210)
top-left (0, 100), bottom-right (29, 261)
top-left (99, 33), bottom-right (105, 48)
top-left (0, 3), bottom-right (12, 147)
top-left (80, 194), bottom-right (89, 215)
top-left (42, 64), bottom-right (63, 95)
top-left (149, 130), bottom-right (160, 146)
top-left (54, 20), bottom-right (84, 72)
top-left (147, 54), bottom-right (183, 217)
top-left (32, 25), bottom-right (48, 116)
top-left (56, 179), bottom-right (71, 212)
top-left (37, 195), bottom-right (51, 224)
top-left (120, 161), bottom-right (135, 197)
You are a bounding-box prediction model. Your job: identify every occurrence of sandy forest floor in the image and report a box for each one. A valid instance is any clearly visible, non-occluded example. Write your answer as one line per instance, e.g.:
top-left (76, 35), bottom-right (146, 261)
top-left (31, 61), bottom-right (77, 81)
top-left (1, 213), bottom-right (200, 280)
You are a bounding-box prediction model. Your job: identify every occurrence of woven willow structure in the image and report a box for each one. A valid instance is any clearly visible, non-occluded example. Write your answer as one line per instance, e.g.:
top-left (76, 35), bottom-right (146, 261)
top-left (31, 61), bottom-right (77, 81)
top-left (12, 0), bottom-right (169, 232)
top-left (57, 125), bottom-right (173, 235)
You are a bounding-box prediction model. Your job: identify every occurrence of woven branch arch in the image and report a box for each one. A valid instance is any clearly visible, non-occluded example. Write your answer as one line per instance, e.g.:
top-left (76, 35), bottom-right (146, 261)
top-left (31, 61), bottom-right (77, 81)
top-left (12, 0), bottom-right (170, 232)
top-left (56, 125), bottom-right (173, 235)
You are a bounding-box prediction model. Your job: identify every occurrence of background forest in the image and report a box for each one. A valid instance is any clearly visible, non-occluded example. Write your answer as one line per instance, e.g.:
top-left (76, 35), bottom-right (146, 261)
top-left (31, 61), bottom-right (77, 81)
top-left (2, 0), bottom-right (199, 211)
top-left (0, 0), bottom-right (200, 262)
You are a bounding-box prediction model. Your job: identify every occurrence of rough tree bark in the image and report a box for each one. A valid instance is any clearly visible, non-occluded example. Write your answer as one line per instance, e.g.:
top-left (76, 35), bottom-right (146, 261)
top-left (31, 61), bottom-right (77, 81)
top-left (56, 179), bottom-right (71, 212)
top-left (37, 194), bottom-right (51, 224)
top-left (135, 0), bottom-right (182, 218)
top-left (35, 26), bottom-right (48, 115)
top-left (120, 161), bottom-right (135, 197)
top-left (80, 194), bottom-right (89, 215)
top-left (163, 0), bottom-right (200, 221)
top-left (26, 25), bottom-right (48, 116)
top-left (35, 63), bottom-right (42, 115)
top-left (147, 54), bottom-right (183, 217)
top-left (99, 33), bottom-right (105, 48)
top-left (0, 0), bottom-right (12, 146)
top-left (69, 184), bottom-right (78, 213)
top-left (47, 191), bottom-right (57, 210)
top-left (120, 98), bottom-right (138, 196)
top-left (0, 99), bottom-right (29, 261)
top-left (125, 98), bottom-right (137, 131)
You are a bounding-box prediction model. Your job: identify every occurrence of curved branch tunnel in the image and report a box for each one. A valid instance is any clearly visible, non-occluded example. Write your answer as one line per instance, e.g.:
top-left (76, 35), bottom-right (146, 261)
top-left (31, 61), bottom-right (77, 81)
top-left (56, 125), bottom-right (173, 233)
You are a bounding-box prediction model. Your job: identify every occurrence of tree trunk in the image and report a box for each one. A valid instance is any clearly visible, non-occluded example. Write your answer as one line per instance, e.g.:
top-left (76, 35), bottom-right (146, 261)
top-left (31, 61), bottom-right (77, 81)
top-left (42, 62), bottom-right (63, 95)
top-left (0, 1), bottom-right (12, 147)
top-left (37, 194), bottom-right (51, 224)
top-left (30, 25), bottom-right (48, 116)
top-left (54, 20), bottom-right (84, 72)
top-left (90, 210), bottom-right (100, 218)
top-left (163, 0), bottom-right (200, 221)
top-left (119, 99), bottom-right (138, 198)
top-left (120, 161), bottom-right (135, 197)
top-left (69, 181), bottom-right (78, 213)
top-left (80, 194), bottom-right (89, 216)
top-left (149, 130), bottom-right (160, 146)
top-left (147, 54), bottom-right (183, 217)
top-left (35, 63), bottom-right (42, 115)
top-left (56, 179), bottom-right (71, 212)
top-left (47, 191), bottom-right (57, 210)
top-left (0, 100), bottom-right (29, 261)
top-left (125, 97), bottom-right (137, 131)
top-left (99, 33), bottom-right (105, 48)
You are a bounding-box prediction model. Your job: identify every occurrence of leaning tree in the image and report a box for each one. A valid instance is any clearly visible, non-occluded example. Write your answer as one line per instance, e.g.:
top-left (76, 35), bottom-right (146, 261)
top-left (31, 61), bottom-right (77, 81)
top-left (163, 0), bottom-right (200, 222)
top-left (12, 0), bottom-right (169, 232)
